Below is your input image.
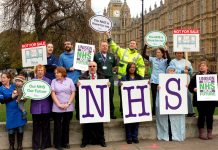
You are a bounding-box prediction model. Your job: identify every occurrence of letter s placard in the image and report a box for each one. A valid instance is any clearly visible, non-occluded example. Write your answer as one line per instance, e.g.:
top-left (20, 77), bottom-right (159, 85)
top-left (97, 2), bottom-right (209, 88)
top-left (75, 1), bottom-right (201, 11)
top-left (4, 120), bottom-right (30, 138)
top-left (159, 74), bottom-right (188, 114)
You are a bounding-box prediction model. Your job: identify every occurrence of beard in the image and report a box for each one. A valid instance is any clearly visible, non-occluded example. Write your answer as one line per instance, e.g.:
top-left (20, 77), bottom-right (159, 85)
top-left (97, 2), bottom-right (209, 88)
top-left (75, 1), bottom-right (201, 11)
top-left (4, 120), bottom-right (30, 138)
top-left (65, 48), bottom-right (71, 52)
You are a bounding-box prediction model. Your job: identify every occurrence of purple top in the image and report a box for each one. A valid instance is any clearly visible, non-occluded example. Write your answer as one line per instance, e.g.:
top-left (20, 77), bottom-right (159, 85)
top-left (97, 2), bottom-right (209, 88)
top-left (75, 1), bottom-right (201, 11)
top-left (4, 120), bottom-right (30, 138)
top-left (30, 77), bottom-right (52, 114)
top-left (51, 77), bottom-right (75, 112)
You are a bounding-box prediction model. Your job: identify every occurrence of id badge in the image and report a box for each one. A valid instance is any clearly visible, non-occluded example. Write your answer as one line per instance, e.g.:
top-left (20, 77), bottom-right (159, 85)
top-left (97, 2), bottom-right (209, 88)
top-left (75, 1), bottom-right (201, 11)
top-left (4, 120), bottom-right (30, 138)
top-left (102, 66), bottom-right (107, 70)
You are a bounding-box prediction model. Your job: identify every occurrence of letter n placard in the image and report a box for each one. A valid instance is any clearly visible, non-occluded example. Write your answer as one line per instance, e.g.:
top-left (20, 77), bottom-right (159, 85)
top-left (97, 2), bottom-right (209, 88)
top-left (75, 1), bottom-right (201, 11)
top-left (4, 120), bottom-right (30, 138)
top-left (79, 79), bottom-right (110, 124)
top-left (121, 80), bottom-right (152, 124)
top-left (159, 74), bottom-right (188, 114)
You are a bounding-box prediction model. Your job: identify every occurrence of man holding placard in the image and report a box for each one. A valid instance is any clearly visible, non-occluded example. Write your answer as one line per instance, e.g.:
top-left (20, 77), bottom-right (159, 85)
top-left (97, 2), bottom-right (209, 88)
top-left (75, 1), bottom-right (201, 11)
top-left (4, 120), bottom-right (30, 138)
top-left (106, 32), bottom-right (145, 114)
top-left (188, 60), bottom-right (218, 140)
top-left (78, 61), bottom-right (107, 148)
top-left (94, 41), bottom-right (116, 119)
top-left (59, 41), bottom-right (81, 120)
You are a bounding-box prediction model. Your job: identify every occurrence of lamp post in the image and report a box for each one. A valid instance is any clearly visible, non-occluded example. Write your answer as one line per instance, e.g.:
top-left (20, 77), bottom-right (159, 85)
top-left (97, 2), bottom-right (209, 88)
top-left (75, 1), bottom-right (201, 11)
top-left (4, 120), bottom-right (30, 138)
top-left (141, 0), bottom-right (144, 50)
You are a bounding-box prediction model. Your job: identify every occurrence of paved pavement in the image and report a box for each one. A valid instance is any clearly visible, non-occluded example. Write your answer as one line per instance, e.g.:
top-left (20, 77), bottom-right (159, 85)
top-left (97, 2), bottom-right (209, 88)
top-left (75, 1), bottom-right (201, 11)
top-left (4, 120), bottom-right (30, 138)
top-left (39, 136), bottom-right (218, 150)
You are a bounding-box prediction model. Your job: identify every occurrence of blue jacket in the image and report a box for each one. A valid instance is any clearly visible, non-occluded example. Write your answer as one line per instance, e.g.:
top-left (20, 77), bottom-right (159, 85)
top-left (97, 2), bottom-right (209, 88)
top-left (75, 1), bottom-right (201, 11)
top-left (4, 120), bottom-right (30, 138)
top-left (45, 54), bottom-right (59, 80)
top-left (59, 50), bottom-right (81, 84)
top-left (0, 84), bottom-right (27, 129)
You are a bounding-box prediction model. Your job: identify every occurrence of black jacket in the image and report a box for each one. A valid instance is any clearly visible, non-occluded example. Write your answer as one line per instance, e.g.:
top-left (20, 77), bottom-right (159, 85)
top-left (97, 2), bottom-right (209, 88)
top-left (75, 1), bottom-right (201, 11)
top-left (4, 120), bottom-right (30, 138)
top-left (79, 70), bottom-right (105, 80)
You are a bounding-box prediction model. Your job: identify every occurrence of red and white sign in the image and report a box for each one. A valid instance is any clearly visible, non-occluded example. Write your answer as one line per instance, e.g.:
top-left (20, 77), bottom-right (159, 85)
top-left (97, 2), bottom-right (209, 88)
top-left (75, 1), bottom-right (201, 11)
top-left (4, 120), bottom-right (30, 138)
top-left (173, 29), bottom-right (200, 52)
top-left (22, 41), bottom-right (46, 49)
top-left (21, 41), bottom-right (47, 67)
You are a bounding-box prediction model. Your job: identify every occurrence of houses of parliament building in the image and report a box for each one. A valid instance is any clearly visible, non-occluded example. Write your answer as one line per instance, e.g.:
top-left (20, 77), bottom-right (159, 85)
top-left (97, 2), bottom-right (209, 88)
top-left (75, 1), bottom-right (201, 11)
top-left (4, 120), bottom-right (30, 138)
top-left (101, 0), bottom-right (218, 72)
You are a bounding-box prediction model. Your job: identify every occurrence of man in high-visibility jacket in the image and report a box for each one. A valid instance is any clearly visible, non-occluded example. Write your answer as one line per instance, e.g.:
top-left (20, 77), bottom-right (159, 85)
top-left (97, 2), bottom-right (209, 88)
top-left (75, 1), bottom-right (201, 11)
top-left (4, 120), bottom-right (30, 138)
top-left (106, 32), bottom-right (145, 114)
top-left (106, 33), bottom-right (145, 79)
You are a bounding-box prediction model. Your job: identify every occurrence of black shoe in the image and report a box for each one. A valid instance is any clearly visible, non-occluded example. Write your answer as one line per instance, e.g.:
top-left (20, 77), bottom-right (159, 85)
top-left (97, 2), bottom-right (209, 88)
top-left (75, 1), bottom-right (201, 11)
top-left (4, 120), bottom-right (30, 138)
top-left (62, 144), bottom-right (70, 149)
top-left (55, 146), bottom-right (63, 150)
top-left (80, 143), bottom-right (86, 148)
top-left (100, 142), bottom-right (107, 147)
top-left (126, 140), bottom-right (132, 144)
top-left (186, 113), bottom-right (196, 117)
top-left (110, 115), bottom-right (117, 119)
top-left (132, 139), bottom-right (139, 143)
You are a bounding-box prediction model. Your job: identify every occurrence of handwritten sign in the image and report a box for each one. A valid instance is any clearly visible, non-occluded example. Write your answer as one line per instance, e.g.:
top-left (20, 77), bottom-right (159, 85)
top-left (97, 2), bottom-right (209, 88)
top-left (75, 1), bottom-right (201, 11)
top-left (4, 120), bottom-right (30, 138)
top-left (73, 43), bottom-right (95, 71)
top-left (196, 74), bottom-right (218, 101)
top-left (21, 41), bottom-right (47, 67)
top-left (145, 31), bottom-right (167, 48)
top-left (159, 74), bottom-right (188, 114)
top-left (173, 29), bottom-right (200, 52)
top-left (121, 80), bottom-right (152, 124)
top-left (89, 15), bottom-right (113, 33)
top-left (22, 79), bottom-right (51, 100)
top-left (79, 79), bottom-right (110, 124)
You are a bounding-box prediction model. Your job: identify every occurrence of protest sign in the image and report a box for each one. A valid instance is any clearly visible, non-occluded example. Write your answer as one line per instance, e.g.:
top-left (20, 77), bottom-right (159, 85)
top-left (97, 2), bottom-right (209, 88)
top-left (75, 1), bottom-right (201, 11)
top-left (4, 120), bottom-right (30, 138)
top-left (79, 79), bottom-right (110, 124)
top-left (73, 43), bottom-right (95, 71)
top-left (173, 29), bottom-right (200, 52)
top-left (121, 80), bottom-right (152, 124)
top-left (196, 74), bottom-right (218, 101)
top-left (21, 41), bottom-right (47, 67)
top-left (145, 31), bottom-right (167, 48)
top-left (22, 79), bottom-right (51, 100)
top-left (89, 15), bottom-right (113, 33)
top-left (159, 74), bottom-right (188, 114)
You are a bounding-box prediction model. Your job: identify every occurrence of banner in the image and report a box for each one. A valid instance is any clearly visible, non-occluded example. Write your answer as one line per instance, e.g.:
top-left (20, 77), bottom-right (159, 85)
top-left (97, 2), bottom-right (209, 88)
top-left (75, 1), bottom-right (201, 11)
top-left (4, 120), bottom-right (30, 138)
top-left (22, 79), bottom-right (51, 100)
top-left (159, 74), bottom-right (188, 114)
top-left (21, 41), bottom-right (47, 67)
top-left (196, 74), bottom-right (218, 101)
top-left (173, 29), bottom-right (200, 52)
top-left (145, 31), bottom-right (167, 48)
top-left (79, 79), bottom-right (110, 124)
top-left (89, 15), bottom-right (113, 33)
top-left (121, 80), bottom-right (152, 124)
top-left (73, 43), bottom-right (95, 71)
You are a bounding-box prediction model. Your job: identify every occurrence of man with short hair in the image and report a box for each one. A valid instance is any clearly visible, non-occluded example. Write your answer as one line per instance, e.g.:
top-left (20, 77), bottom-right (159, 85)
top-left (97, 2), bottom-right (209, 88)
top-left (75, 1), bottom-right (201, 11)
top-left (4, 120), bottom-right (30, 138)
top-left (59, 41), bottom-right (81, 120)
top-left (106, 32), bottom-right (145, 114)
top-left (79, 61), bottom-right (107, 148)
top-left (94, 41), bottom-right (116, 119)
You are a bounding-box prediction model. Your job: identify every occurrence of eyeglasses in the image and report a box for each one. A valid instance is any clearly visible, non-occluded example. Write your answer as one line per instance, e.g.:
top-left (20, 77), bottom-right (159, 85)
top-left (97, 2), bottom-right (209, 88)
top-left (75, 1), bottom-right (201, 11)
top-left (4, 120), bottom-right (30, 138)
top-left (89, 66), bottom-right (96, 68)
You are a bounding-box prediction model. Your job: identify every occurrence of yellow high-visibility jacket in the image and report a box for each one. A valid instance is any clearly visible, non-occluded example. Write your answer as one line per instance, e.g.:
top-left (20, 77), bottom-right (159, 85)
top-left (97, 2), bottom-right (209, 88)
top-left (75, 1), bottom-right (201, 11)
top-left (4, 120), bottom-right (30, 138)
top-left (109, 40), bottom-right (145, 79)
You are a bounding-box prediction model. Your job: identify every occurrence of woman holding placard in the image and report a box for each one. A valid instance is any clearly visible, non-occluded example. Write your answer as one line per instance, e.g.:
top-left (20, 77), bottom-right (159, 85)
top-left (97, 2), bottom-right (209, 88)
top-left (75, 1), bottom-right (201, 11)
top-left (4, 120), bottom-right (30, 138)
top-left (120, 62), bottom-right (144, 144)
top-left (142, 44), bottom-right (171, 116)
top-left (51, 67), bottom-right (75, 149)
top-left (156, 66), bottom-right (186, 141)
top-left (0, 72), bottom-right (27, 150)
top-left (188, 60), bottom-right (217, 140)
top-left (169, 52), bottom-right (195, 117)
top-left (31, 64), bottom-right (52, 150)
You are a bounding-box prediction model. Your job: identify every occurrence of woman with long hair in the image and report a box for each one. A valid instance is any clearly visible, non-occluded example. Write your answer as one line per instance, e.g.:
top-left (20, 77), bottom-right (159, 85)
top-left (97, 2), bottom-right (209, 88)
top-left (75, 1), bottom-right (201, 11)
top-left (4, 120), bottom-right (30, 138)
top-left (141, 44), bottom-right (171, 116)
top-left (120, 62), bottom-right (144, 144)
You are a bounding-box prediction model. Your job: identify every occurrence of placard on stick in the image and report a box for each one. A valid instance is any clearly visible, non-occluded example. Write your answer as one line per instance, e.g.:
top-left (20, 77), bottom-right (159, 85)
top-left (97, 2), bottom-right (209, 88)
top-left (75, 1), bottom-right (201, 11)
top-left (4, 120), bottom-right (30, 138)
top-left (21, 41), bottom-right (47, 67)
top-left (173, 29), bottom-right (200, 52)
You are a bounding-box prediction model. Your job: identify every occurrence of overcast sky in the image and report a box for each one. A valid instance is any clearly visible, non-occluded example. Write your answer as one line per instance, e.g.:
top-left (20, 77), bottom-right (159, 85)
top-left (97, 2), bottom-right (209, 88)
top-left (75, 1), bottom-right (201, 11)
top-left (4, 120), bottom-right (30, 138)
top-left (0, 0), bottom-right (163, 31)
top-left (92, 0), bottom-right (163, 17)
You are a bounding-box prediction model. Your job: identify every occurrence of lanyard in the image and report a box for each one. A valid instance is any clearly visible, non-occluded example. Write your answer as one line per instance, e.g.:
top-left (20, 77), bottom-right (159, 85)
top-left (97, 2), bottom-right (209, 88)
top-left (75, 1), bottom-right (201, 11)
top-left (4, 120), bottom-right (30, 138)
top-left (100, 52), bottom-right (107, 64)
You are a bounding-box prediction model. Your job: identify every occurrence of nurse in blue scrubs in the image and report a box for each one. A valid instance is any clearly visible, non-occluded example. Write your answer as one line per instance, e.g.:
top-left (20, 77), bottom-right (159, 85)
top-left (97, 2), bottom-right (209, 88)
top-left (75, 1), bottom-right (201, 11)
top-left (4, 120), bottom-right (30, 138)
top-left (0, 72), bottom-right (27, 150)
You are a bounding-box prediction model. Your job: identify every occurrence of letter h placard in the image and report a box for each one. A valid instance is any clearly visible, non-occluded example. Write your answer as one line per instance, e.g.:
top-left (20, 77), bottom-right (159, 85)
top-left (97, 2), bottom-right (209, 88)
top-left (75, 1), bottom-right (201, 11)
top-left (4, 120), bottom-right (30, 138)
top-left (121, 80), bottom-right (152, 124)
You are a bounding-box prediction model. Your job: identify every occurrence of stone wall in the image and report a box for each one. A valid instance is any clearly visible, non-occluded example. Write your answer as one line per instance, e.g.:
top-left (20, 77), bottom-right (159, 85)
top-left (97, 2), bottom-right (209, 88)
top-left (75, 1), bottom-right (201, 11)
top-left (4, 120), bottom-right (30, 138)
top-left (0, 117), bottom-right (218, 149)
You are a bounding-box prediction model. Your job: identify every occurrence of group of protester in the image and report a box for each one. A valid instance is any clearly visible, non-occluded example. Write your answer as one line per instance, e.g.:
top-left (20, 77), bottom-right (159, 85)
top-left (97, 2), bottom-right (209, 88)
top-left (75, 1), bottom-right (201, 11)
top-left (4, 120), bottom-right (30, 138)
top-left (0, 32), bottom-right (217, 150)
